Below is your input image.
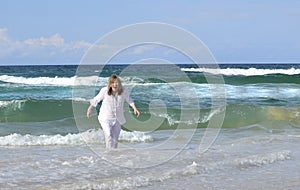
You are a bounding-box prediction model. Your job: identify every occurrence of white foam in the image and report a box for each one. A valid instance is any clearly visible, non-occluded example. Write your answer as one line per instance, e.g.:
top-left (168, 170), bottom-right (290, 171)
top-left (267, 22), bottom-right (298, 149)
top-left (0, 133), bottom-right (84, 146)
top-left (119, 130), bottom-right (153, 142)
top-left (0, 99), bottom-right (27, 110)
top-left (61, 156), bottom-right (100, 168)
top-left (59, 176), bottom-right (152, 190)
top-left (57, 161), bottom-right (210, 190)
top-left (0, 75), bottom-right (102, 86)
top-left (0, 129), bottom-right (153, 146)
top-left (182, 67), bottom-right (300, 76)
top-left (150, 107), bottom-right (224, 126)
top-left (225, 83), bottom-right (300, 100)
top-left (234, 150), bottom-right (291, 168)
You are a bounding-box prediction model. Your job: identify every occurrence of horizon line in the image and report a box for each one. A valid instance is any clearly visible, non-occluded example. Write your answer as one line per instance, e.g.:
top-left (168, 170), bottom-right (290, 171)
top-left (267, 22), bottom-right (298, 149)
top-left (1, 61), bottom-right (300, 66)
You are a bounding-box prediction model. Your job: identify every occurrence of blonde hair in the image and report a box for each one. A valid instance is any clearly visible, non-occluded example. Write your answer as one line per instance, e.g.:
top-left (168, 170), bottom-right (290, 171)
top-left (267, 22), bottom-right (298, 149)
top-left (107, 74), bottom-right (123, 95)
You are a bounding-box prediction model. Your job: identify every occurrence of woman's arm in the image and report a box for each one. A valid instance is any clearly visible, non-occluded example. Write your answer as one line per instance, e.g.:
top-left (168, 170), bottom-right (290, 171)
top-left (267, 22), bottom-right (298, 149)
top-left (87, 87), bottom-right (105, 118)
top-left (123, 88), bottom-right (140, 117)
top-left (130, 103), bottom-right (140, 118)
top-left (87, 104), bottom-right (94, 118)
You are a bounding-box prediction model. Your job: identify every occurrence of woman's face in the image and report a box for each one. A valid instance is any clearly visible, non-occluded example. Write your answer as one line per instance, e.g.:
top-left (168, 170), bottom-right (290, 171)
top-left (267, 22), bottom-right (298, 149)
top-left (111, 80), bottom-right (119, 92)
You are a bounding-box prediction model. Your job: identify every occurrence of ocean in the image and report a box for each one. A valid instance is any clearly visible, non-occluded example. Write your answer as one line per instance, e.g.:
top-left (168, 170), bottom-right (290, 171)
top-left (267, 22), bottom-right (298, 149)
top-left (0, 63), bottom-right (300, 189)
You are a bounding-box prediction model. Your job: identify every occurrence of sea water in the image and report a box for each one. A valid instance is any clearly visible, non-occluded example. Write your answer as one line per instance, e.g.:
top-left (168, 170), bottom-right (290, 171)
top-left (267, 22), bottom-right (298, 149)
top-left (0, 64), bottom-right (300, 189)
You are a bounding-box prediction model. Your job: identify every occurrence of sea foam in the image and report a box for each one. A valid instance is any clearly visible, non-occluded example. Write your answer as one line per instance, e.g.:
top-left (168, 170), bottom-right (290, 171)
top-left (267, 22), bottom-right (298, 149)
top-left (0, 75), bottom-right (103, 86)
top-left (0, 129), bottom-right (153, 146)
top-left (0, 99), bottom-right (27, 110)
top-left (234, 150), bottom-right (291, 168)
top-left (181, 67), bottom-right (300, 76)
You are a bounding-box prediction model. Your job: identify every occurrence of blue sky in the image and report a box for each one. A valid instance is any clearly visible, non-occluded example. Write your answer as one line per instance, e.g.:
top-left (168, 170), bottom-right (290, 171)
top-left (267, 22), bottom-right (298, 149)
top-left (0, 0), bottom-right (300, 65)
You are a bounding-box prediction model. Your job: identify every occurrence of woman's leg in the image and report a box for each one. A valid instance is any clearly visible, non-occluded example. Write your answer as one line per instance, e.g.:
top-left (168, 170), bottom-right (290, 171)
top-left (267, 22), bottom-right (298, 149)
top-left (100, 120), bottom-right (114, 148)
top-left (112, 121), bottom-right (121, 148)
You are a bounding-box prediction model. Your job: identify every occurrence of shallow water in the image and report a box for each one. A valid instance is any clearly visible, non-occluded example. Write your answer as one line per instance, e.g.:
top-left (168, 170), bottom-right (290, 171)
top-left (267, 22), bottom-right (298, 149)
top-left (1, 127), bottom-right (300, 190)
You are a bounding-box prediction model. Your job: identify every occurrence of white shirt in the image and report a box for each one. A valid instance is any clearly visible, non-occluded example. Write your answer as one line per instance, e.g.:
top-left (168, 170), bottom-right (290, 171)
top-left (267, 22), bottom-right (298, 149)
top-left (90, 87), bottom-right (134, 125)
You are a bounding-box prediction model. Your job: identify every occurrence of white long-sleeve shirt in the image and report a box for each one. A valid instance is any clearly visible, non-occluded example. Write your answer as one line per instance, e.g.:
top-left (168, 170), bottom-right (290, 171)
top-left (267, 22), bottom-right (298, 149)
top-left (90, 87), bottom-right (134, 125)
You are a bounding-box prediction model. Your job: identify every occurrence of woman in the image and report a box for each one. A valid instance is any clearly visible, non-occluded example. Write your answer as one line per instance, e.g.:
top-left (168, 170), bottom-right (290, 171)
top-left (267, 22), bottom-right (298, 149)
top-left (87, 74), bottom-right (140, 148)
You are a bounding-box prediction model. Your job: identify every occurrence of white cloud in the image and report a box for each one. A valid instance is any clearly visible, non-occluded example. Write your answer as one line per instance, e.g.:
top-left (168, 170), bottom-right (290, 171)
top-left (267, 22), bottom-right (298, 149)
top-left (132, 45), bottom-right (155, 55)
top-left (24, 34), bottom-right (65, 47)
top-left (0, 28), bottom-right (92, 64)
top-left (0, 28), bottom-right (17, 58)
top-left (0, 28), bottom-right (11, 42)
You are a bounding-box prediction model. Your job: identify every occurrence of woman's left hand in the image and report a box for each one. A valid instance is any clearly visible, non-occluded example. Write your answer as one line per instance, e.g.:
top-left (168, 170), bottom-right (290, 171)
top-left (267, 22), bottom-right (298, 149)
top-left (134, 108), bottom-right (140, 118)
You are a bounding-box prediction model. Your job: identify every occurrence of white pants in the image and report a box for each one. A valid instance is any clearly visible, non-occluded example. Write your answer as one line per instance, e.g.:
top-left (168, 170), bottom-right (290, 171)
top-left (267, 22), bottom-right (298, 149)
top-left (100, 119), bottom-right (121, 148)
